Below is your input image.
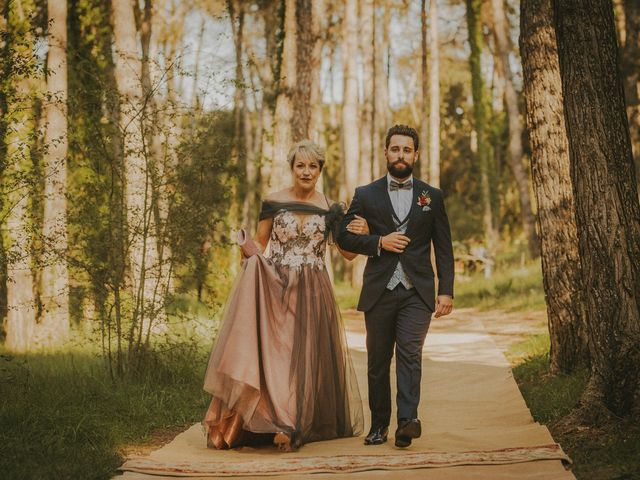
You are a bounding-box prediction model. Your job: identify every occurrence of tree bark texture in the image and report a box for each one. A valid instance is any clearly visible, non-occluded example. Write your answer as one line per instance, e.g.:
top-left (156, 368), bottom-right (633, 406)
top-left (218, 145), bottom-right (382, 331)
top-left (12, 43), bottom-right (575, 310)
top-left (520, 0), bottom-right (588, 373)
top-left (291, 0), bottom-right (315, 142)
top-left (554, 0), bottom-right (640, 417)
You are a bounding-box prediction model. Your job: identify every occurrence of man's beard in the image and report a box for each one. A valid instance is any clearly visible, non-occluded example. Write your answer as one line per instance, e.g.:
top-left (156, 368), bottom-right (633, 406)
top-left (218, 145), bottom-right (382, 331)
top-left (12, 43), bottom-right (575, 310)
top-left (387, 160), bottom-right (413, 178)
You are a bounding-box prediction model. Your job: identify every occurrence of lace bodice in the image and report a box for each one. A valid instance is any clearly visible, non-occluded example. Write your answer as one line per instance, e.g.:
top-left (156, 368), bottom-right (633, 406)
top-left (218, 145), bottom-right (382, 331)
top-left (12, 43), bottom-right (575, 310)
top-left (269, 210), bottom-right (327, 269)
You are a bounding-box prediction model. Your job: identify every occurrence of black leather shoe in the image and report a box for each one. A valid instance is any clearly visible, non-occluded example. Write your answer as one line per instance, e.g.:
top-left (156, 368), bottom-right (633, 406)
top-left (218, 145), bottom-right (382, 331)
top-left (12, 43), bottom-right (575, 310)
top-left (394, 418), bottom-right (421, 448)
top-left (364, 425), bottom-right (388, 445)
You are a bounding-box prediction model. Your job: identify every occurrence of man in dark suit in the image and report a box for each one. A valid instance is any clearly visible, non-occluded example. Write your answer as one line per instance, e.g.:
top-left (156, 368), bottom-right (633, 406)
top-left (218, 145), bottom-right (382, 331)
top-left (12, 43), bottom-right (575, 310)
top-left (337, 124), bottom-right (454, 448)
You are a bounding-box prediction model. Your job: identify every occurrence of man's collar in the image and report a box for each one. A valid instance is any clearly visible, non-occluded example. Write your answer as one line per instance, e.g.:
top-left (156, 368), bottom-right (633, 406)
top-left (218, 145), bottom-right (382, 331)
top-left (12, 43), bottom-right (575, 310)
top-left (387, 173), bottom-right (414, 187)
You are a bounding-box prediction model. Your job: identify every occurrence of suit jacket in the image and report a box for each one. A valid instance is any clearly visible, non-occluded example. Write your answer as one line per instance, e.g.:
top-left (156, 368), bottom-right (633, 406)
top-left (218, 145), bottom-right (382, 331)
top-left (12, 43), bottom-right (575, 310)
top-left (337, 176), bottom-right (455, 312)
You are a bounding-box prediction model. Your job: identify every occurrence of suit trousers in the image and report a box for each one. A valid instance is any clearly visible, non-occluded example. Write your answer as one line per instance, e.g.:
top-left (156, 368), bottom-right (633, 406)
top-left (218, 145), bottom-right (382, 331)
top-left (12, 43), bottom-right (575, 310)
top-left (364, 284), bottom-right (432, 428)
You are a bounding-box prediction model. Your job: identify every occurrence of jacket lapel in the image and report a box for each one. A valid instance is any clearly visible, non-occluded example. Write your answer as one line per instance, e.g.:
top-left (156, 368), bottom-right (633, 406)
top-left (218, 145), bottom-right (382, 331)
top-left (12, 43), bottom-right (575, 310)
top-left (405, 181), bottom-right (425, 237)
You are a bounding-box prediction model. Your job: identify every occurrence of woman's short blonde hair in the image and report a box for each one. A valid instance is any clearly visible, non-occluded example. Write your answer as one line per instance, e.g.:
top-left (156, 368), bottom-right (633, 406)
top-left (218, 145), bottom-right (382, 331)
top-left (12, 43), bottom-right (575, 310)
top-left (287, 139), bottom-right (325, 171)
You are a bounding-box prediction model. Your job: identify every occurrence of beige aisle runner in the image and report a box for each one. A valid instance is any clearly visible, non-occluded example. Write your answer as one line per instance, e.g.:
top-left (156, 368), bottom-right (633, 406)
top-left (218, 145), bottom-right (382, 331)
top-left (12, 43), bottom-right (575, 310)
top-left (118, 311), bottom-right (574, 479)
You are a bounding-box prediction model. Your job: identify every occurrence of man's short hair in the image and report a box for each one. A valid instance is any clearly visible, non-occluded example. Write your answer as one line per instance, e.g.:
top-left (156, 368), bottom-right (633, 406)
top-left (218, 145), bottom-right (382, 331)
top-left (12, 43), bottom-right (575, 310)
top-left (385, 124), bottom-right (419, 151)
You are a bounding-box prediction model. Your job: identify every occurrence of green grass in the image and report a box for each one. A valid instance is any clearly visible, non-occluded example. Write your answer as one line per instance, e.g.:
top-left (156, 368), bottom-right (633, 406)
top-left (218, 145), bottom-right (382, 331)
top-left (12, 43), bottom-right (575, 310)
top-left (508, 334), bottom-right (589, 424)
top-left (509, 334), bottom-right (640, 479)
top-left (334, 281), bottom-right (360, 311)
top-left (335, 261), bottom-right (546, 313)
top-left (0, 344), bottom-right (210, 480)
top-left (455, 262), bottom-right (545, 311)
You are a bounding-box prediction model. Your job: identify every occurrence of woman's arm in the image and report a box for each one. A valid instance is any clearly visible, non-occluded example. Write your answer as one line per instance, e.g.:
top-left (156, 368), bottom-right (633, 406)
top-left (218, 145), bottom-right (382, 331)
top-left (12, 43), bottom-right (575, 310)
top-left (254, 217), bottom-right (273, 253)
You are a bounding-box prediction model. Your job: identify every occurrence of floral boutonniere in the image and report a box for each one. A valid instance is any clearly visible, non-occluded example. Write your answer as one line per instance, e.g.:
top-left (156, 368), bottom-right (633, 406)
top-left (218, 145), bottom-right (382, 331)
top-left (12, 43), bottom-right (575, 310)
top-left (417, 190), bottom-right (432, 211)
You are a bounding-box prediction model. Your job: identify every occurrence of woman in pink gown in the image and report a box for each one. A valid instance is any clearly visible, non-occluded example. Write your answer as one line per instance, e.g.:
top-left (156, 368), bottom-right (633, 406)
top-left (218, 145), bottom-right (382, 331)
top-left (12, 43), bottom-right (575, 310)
top-left (203, 140), bottom-right (366, 451)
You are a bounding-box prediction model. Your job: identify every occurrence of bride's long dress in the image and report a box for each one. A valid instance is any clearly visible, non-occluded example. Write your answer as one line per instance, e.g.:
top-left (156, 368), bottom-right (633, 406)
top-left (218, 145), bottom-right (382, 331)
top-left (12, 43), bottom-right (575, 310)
top-left (202, 201), bottom-right (364, 449)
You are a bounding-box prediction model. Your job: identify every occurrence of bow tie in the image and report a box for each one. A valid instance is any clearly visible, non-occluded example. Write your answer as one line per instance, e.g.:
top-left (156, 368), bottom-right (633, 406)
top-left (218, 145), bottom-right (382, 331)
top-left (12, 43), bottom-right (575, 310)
top-left (389, 179), bottom-right (413, 191)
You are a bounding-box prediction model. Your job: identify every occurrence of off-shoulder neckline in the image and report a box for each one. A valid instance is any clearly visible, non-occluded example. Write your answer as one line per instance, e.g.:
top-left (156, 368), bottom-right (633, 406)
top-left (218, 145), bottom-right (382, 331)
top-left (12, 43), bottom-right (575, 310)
top-left (262, 199), bottom-right (332, 211)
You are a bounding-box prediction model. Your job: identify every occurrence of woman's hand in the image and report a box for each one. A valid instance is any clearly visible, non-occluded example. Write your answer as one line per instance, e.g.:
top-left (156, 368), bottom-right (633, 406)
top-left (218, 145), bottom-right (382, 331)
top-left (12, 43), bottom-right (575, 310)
top-left (346, 214), bottom-right (370, 236)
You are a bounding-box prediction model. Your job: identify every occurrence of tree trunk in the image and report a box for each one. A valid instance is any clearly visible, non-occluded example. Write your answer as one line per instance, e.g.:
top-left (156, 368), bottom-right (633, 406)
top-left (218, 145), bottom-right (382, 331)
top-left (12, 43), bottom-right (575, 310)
top-left (272, 0), bottom-right (296, 191)
top-left (138, 0), bottom-right (175, 305)
top-left (374, 3), bottom-right (391, 177)
top-left (419, 0), bottom-right (428, 180)
top-left (554, 0), bottom-right (640, 419)
top-left (350, 0), bottom-right (377, 288)
top-left (256, 0), bottom-right (280, 197)
top-left (342, 0), bottom-right (360, 200)
top-left (519, 0), bottom-right (588, 374)
top-left (466, 0), bottom-right (498, 273)
top-left (429, 0), bottom-right (441, 187)
top-left (0, 7), bottom-right (7, 330)
top-left (491, 0), bottom-right (539, 258)
top-left (308, 0), bottom-right (325, 145)
top-left (191, 17), bottom-right (206, 110)
top-left (3, 0), bottom-right (37, 352)
top-left (342, 0), bottom-right (362, 287)
top-left (292, 0), bottom-right (315, 142)
top-left (111, 0), bottom-right (164, 344)
top-left (360, 0), bottom-right (374, 187)
top-left (39, 0), bottom-right (70, 347)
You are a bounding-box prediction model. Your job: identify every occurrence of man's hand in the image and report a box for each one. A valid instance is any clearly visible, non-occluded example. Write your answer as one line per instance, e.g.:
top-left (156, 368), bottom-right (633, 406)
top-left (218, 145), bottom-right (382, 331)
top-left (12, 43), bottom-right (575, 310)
top-left (434, 295), bottom-right (453, 318)
top-left (346, 214), bottom-right (370, 235)
top-left (381, 232), bottom-right (411, 253)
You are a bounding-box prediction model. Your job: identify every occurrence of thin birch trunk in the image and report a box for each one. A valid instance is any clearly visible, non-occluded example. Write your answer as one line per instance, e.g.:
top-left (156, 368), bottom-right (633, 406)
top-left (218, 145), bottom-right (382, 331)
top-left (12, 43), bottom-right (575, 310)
top-left (374, 2), bottom-right (391, 176)
top-left (39, 0), bottom-right (69, 346)
top-left (272, 0), bottom-right (296, 191)
top-left (429, 0), bottom-right (441, 187)
top-left (419, 0), bottom-right (428, 180)
top-left (3, 0), bottom-right (37, 352)
top-left (111, 0), bottom-right (163, 346)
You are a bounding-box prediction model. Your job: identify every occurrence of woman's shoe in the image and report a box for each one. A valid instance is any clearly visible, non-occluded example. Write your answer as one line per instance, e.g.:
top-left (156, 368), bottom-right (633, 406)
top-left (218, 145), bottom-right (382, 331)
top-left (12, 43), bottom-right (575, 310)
top-left (273, 431), bottom-right (300, 452)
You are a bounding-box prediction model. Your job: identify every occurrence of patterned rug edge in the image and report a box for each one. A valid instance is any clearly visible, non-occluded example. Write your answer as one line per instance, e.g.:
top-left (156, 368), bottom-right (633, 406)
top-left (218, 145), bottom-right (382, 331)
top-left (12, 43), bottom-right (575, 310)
top-left (119, 443), bottom-right (572, 477)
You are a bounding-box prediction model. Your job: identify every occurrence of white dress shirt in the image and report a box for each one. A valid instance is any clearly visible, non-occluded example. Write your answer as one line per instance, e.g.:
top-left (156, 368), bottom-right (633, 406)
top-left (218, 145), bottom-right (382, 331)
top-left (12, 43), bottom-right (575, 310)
top-left (385, 173), bottom-right (414, 290)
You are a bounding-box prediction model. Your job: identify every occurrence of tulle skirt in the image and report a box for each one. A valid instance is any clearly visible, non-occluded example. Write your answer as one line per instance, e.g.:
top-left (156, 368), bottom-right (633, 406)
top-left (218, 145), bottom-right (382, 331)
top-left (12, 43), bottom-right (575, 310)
top-left (202, 252), bottom-right (363, 449)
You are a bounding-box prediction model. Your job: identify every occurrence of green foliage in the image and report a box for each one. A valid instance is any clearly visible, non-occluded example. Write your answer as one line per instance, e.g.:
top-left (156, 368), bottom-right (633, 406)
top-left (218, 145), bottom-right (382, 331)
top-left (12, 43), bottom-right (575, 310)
top-left (333, 280), bottom-right (360, 311)
top-left (509, 334), bottom-right (587, 423)
top-left (0, 344), bottom-right (209, 480)
top-left (440, 82), bottom-right (483, 241)
top-left (168, 110), bottom-right (235, 305)
top-left (59, 0), bottom-right (236, 373)
top-left (455, 261), bottom-right (545, 311)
